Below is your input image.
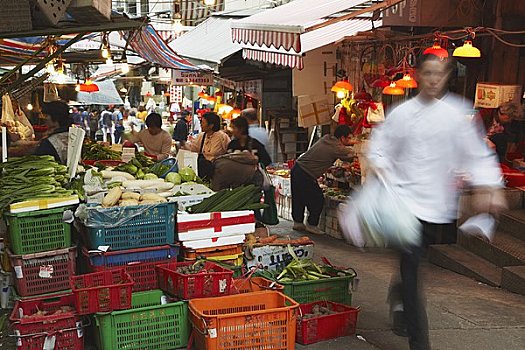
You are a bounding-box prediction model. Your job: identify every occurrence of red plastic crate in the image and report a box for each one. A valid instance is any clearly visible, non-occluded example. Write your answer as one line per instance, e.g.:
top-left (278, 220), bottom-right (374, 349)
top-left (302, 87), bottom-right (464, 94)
top-left (82, 246), bottom-right (178, 292)
top-left (231, 277), bottom-right (284, 294)
top-left (9, 247), bottom-right (77, 297)
top-left (70, 269), bottom-right (134, 315)
top-left (296, 301), bottom-right (360, 345)
top-left (156, 261), bottom-right (233, 299)
top-left (10, 293), bottom-right (84, 350)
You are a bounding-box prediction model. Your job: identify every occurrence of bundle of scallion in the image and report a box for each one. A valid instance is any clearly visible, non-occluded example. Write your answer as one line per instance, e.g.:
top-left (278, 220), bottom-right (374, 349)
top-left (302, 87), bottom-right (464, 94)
top-left (0, 155), bottom-right (74, 212)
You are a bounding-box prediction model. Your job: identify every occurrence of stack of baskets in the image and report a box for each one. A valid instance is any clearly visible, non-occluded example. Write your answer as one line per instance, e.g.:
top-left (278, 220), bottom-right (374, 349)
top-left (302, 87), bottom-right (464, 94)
top-left (5, 206), bottom-right (80, 349)
top-left (77, 201), bottom-right (189, 350)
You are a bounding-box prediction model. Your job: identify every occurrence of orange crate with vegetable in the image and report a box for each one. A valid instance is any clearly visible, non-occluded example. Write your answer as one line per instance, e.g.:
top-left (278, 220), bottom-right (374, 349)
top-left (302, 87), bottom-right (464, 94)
top-left (189, 291), bottom-right (299, 350)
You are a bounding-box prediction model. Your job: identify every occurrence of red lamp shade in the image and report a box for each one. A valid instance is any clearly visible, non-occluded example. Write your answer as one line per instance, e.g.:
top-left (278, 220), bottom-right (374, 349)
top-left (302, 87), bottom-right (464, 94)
top-left (79, 80), bottom-right (99, 93)
top-left (371, 78), bottom-right (390, 88)
top-left (423, 42), bottom-right (449, 59)
top-left (382, 82), bottom-right (405, 95)
top-left (215, 91), bottom-right (223, 97)
top-left (331, 79), bottom-right (353, 93)
top-left (396, 74), bottom-right (418, 89)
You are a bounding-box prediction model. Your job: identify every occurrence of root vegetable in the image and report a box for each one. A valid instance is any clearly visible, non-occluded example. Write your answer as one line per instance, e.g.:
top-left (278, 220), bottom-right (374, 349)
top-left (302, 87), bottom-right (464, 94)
top-left (102, 187), bottom-right (122, 207)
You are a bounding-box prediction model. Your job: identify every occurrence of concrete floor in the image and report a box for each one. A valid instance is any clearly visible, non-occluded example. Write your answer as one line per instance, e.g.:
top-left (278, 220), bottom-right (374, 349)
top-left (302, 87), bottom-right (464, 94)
top-left (271, 220), bottom-right (525, 350)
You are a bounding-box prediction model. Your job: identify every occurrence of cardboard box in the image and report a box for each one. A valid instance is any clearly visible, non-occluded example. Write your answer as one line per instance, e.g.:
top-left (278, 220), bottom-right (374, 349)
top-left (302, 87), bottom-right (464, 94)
top-left (246, 244), bottom-right (314, 271)
top-left (298, 95), bottom-right (332, 128)
top-left (474, 83), bottom-right (522, 109)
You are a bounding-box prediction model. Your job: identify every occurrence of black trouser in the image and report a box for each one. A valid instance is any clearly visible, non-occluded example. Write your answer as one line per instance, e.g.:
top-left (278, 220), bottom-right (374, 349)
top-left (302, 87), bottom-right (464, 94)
top-left (389, 221), bottom-right (456, 350)
top-left (291, 164), bottom-right (324, 226)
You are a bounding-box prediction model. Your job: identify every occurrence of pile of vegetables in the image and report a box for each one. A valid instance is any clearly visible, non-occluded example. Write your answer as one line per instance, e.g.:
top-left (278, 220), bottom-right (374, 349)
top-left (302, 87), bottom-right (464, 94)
top-left (175, 261), bottom-right (219, 275)
top-left (300, 304), bottom-right (338, 319)
top-left (113, 158), bottom-right (152, 179)
top-left (82, 142), bottom-right (121, 161)
top-left (101, 187), bottom-right (168, 207)
top-left (257, 247), bottom-right (353, 283)
top-left (0, 155), bottom-right (74, 212)
top-left (188, 184), bottom-right (267, 213)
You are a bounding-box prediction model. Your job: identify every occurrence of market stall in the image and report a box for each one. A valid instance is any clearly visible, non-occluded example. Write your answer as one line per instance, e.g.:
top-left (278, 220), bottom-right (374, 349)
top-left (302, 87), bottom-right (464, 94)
top-left (0, 136), bottom-right (361, 349)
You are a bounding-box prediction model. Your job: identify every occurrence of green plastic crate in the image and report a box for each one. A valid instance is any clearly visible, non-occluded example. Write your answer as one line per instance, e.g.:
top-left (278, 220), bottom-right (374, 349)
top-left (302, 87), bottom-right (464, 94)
top-left (269, 268), bottom-right (356, 305)
top-left (94, 289), bottom-right (189, 350)
top-left (5, 207), bottom-right (72, 255)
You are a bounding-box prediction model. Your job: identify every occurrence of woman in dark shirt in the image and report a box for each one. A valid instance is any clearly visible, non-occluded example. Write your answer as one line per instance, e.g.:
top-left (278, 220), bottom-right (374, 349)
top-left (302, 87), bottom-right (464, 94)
top-left (227, 116), bottom-right (272, 167)
top-left (34, 101), bottom-right (72, 164)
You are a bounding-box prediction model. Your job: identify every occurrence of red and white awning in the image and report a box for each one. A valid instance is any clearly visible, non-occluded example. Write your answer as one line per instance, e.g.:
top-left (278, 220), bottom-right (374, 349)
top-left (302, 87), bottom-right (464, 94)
top-left (231, 0), bottom-right (372, 52)
top-left (242, 48), bottom-right (304, 70)
top-left (232, 28), bottom-right (302, 52)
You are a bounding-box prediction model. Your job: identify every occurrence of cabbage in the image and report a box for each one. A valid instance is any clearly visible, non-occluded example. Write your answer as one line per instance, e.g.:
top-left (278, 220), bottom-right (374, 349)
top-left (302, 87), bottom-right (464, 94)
top-left (143, 173), bottom-right (158, 180)
top-left (165, 172), bottom-right (182, 185)
top-left (179, 167), bottom-right (196, 182)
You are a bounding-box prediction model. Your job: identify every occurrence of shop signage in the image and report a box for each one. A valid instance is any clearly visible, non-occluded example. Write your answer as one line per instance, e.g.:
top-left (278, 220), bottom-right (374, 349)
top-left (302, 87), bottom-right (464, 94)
top-left (172, 70), bottom-right (213, 86)
top-left (474, 83), bottom-right (522, 109)
top-left (383, 0), bottom-right (481, 27)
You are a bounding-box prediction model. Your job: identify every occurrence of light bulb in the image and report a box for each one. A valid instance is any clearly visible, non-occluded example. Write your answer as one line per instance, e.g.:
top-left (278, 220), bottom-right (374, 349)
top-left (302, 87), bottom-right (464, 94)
top-left (172, 19), bottom-right (183, 34)
top-left (336, 90), bottom-right (346, 99)
top-left (101, 48), bottom-right (109, 58)
top-left (46, 63), bottom-right (56, 74)
top-left (106, 57), bottom-right (113, 65)
top-left (204, 0), bottom-right (215, 6)
top-left (121, 62), bottom-right (130, 74)
top-left (27, 103), bottom-right (33, 111)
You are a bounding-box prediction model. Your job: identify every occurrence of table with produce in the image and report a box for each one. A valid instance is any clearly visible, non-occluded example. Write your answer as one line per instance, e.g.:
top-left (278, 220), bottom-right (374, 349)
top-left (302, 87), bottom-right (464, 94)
top-left (0, 141), bottom-right (360, 350)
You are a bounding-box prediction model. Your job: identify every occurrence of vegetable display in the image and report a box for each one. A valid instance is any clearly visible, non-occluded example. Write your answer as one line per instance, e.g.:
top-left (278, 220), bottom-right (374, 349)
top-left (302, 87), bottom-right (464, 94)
top-left (187, 184), bottom-right (267, 213)
top-left (101, 187), bottom-right (168, 207)
top-left (0, 156), bottom-right (74, 212)
top-left (82, 142), bottom-right (121, 161)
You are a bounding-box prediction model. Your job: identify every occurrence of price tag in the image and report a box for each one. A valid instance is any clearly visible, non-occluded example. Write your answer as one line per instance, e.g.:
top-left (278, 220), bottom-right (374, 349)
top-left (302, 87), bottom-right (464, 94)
top-left (14, 266), bottom-right (23, 279)
top-left (15, 330), bottom-right (22, 346)
top-left (219, 279), bottom-right (227, 293)
top-left (38, 265), bottom-right (54, 278)
top-left (208, 328), bottom-right (217, 338)
top-left (43, 335), bottom-right (56, 350)
top-left (76, 321), bottom-right (83, 338)
top-left (160, 295), bottom-right (168, 305)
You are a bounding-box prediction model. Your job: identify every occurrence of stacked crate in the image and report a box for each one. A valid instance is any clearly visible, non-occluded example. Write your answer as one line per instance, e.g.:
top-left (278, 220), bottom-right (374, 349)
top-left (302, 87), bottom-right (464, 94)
top-left (78, 201), bottom-right (189, 350)
top-left (4, 206), bottom-right (81, 349)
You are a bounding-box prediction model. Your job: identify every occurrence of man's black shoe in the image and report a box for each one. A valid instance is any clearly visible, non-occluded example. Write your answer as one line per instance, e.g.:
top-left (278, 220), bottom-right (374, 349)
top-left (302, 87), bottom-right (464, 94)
top-left (392, 310), bottom-right (408, 337)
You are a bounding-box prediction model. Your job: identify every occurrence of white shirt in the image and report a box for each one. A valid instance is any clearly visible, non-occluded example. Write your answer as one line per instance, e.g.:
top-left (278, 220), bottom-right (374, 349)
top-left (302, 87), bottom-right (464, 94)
top-left (249, 124), bottom-right (269, 149)
top-left (368, 95), bottom-right (502, 224)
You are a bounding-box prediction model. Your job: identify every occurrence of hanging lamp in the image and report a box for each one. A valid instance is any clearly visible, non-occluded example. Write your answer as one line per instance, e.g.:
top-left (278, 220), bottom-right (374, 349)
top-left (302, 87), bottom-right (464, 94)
top-left (382, 82), bottom-right (405, 95)
top-left (331, 79), bottom-right (353, 93)
top-left (79, 79), bottom-right (99, 93)
top-left (423, 40), bottom-right (449, 59)
top-left (453, 30), bottom-right (481, 58)
top-left (396, 73), bottom-right (418, 89)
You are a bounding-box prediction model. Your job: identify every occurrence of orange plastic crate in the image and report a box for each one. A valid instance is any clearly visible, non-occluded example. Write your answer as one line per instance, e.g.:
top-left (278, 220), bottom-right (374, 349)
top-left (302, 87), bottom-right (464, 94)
top-left (189, 291), bottom-right (299, 350)
top-left (231, 277), bottom-right (284, 294)
top-left (182, 245), bottom-right (243, 260)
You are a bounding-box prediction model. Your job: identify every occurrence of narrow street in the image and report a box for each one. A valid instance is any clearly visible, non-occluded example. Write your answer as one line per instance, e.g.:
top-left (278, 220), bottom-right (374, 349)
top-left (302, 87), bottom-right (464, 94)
top-left (271, 220), bottom-right (525, 350)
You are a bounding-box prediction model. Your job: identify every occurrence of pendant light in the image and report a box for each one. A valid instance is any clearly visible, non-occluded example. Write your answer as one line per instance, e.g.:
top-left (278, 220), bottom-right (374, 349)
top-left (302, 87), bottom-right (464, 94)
top-left (331, 79), bottom-right (353, 93)
top-left (396, 73), bottom-right (418, 89)
top-left (79, 79), bottom-right (99, 93)
top-left (382, 82), bottom-right (405, 95)
top-left (423, 40), bottom-right (449, 59)
top-left (453, 38), bottom-right (481, 58)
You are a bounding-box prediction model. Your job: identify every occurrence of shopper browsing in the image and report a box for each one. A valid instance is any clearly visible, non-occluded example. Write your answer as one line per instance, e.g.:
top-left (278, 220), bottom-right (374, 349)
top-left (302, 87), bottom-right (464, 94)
top-left (241, 108), bottom-right (269, 149)
top-left (367, 53), bottom-right (505, 350)
top-left (291, 125), bottom-right (357, 235)
top-left (228, 116), bottom-right (272, 167)
top-left (34, 101), bottom-right (73, 164)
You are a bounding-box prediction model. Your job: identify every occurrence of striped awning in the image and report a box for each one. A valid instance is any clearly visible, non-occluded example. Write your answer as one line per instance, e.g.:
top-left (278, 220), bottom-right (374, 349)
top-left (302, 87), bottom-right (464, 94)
top-left (127, 25), bottom-right (198, 71)
top-left (242, 48), bottom-right (303, 70)
top-left (232, 28), bottom-right (302, 52)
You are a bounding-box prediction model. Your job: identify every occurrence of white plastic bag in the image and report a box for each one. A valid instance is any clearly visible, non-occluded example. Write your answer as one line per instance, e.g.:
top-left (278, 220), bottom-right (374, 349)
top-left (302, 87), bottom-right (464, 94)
top-left (338, 173), bottom-right (422, 250)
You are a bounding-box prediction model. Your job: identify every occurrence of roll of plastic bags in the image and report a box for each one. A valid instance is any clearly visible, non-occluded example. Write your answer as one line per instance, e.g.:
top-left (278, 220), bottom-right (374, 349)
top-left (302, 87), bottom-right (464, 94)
top-left (338, 173), bottom-right (421, 250)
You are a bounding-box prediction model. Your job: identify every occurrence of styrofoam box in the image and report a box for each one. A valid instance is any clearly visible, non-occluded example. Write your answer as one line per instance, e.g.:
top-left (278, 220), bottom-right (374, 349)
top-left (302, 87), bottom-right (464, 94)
top-left (246, 244), bottom-right (314, 271)
top-left (177, 211), bottom-right (255, 241)
top-left (182, 234), bottom-right (246, 250)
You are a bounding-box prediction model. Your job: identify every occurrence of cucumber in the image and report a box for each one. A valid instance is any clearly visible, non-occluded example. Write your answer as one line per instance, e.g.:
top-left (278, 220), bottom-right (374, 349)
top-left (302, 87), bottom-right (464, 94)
top-left (212, 185), bottom-right (256, 212)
